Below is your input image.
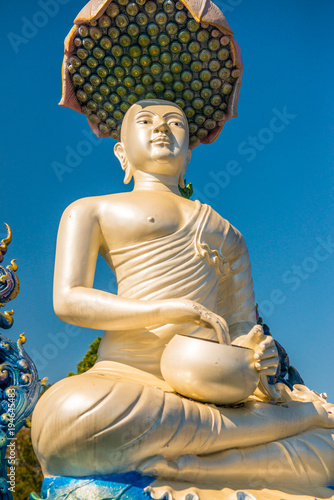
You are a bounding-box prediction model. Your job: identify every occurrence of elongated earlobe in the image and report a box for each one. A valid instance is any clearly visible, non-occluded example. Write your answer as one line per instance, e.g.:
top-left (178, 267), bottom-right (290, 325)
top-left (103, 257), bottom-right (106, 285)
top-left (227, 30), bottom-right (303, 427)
top-left (114, 142), bottom-right (133, 184)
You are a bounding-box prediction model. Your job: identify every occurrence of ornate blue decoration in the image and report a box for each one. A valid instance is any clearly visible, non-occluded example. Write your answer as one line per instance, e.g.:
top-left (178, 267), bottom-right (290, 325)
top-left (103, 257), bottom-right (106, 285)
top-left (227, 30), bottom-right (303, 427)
top-left (29, 472), bottom-right (155, 500)
top-left (256, 307), bottom-right (304, 390)
top-left (0, 224), bottom-right (45, 500)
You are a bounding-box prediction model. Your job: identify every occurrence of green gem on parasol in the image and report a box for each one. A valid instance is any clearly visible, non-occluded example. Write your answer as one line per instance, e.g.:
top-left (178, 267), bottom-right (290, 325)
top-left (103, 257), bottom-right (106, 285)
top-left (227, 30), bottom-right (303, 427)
top-left (74, 38), bottom-right (82, 47)
top-left (104, 101), bottom-right (114, 112)
top-left (151, 62), bottom-right (163, 75)
top-left (129, 45), bottom-right (142, 58)
top-left (181, 70), bottom-right (192, 82)
top-left (76, 90), bottom-right (88, 102)
top-left (97, 109), bottom-right (108, 120)
top-left (130, 65), bottom-right (143, 77)
top-left (93, 47), bottom-right (105, 59)
top-left (211, 95), bottom-right (222, 106)
top-left (127, 23), bottom-right (140, 36)
top-left (145, 1), bottom-right (157, 14)
top-left (200, 69), bottom-right (211, 82)
top-left (70, 56), bottom-right (81, 68)
top-left (210, 78), bottom-right (221, 89)
top-left (99, 123), bottom-right (111, 133)
top-left (136, 12), bottom-right (148, 26)
top-left (180, 52), bottom-right (191, 64)
top-left (175, 98), bottom-right (185, 108)
top-left (90, 27), bottom-right (103, 40)
top-left (138, 34), bottom-right (150, 47)
top-left (108, 27), bottom-right (120, 39)
top-left (80, 65), bottom-right (91, 77)
top-left (187, 19), bottom-right (199, 32)
top-left (194, 114), bottom-right (205, 125)
top-left (73, 73), bottom-right (85, 85)
top-left (77, 48), bottom-right (89, 60)
top-left (93, 92), bottom-right (104, 103)
top-left (184, 107), bottom-right (195, 118)
top-left (135, 84), bottom-right (146, 95)
top-left (104, 56), bottom-right (116, 68)
top-left (208, 39), bottom-right (220, 51)
top-left (120, 102), bottom-right (131, 112)
top-left (78, 25), bottom-right (89, 37)
top-left (170, 42), bottom-right (182, 54)
top-left (116, 14), bottom-right (129, 28)
top-left (127, 93), bottom-right (138, 104)
top-left (171, 62), bottom-right (182, 74)
top-left (173, 81), bottom-right (184, 92)
top-left (209, 59), bottom-right (220, 72)
top-left (110, 93), bottom-right (121, 103)
top-left (90, 74), bottom-right (102, 86)
top-left (190, 79), bottom-right (202, 91)
top-left (83, 83), bottom-right (94, 93)
top-left (155, 12), bottom-right (168, 25)
top-left (87, 100), bottom-right (98, 111)
top-left (142, 74), bottom-right (154, 85)
top-left (199, 49), bottom-right (210, 62)
top-left (118, 0), bottom-right (129, 6)
top-left (126, 2), bottom-right (139, 16)
top-left (225, 59), bottom-right (233, 68)
top-left (197, 128), bottom-right (208, 138)
top-left (153, 82), bottom-right (165, 93)
top-left (149, 44), bottom-right (160, 57)
top-left (161, 71), bottom-right (173, 84)
top-left (158, 34), bottom-right (170, 46)
top-left (106, 76), bottom-right (118, 87)
top-left (220, 36), bottom-right (230, 46)
top-left (139, 54), bottom-right (151, 66)
top-left (114, 66), bottom-right (125, 78)
top-left (218, 67), bottom-right (230, 79)
top-left (100, 84), bottom-right (110, 95)
top-left (183, 89), bottom-right (194, 101)
top-left (145, 92), bottom-right (157, 99)
top-left (106, 4), bottom-right (120, 17)
top-left (89, 114), bottom-right (100, 124)
top-left (147, 23), bottom-right (159, 36)
top-left (213, 110), bottom-right (224, 121)
top-left (121, 55), bottom-right (132, 67)
top-left (188, 41), bottom-right (200, 54)
top-left (197, 30), bottom-right (209, 43)
top-left (166, 22), bottom-right (178, 35)
top-left (83, 37), bottom-right (95, 50)
top-left (163, 0), bottom-right (174, 14)
top-left (116, 86), bottom-right (127, 97)
top-left (217, 48), bottom-right (229, 61)
top-left (120, 35), bottom-right (132, 47)
top-left (124, 76), bottom-right (135, 87)
top-left (231, 69), bottom-right (241, 78)
top-left (111, 45), bottom-right (123, 57)
top-left (164, 89), bottom-right (175, 101)
top-left (203, 104), bottom-right (214, 115)
top-left (175, 11), bottom-right (187, 24)
top-left (99, 16), bottom-right (112, 28)
top-left (178, 30), bottom-right (191, 43)
top-left (222, 83), bottom-right (232, 94)
top-left (192, 98), bottom-right (204, 109)
top-left (97, 66), bottom-right (108, 78)
top-left (160, 52), bottom-right (172, 64)
top-left (189, 123), bottom-right (198, 133)
top-left (107, 117), bottom-right (117, 127)
top-left (204, 118), bottom-right (216, 130)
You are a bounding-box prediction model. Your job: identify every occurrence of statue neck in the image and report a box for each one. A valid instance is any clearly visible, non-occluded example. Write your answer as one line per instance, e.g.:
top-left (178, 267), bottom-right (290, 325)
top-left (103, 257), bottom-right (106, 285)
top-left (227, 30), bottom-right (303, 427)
top-left (132, 171), bottom-right (181, 196)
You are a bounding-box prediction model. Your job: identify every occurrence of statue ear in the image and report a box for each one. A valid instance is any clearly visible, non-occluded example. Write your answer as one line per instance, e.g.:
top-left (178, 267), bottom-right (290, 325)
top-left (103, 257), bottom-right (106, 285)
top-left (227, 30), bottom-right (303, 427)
top-left (114, 142), bottom-right (133, 185)
top-left (178, 149), bottom-right (191, 188)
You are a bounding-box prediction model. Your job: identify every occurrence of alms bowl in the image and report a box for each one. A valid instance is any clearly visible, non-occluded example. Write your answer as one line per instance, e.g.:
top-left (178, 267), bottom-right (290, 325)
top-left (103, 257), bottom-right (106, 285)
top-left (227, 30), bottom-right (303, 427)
top-left (160, 334), bottom-right (260, 405)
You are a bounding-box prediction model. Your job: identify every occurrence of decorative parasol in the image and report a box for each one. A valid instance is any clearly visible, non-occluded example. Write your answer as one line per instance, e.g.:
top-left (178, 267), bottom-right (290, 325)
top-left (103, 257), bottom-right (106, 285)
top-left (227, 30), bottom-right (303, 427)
top-left (60, 0), bottom-right (243, 149)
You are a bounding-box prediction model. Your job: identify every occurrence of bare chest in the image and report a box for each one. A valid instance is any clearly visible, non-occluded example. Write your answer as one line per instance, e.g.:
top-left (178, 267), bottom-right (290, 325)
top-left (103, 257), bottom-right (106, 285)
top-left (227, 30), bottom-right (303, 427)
top-left (99, 194), bottom-right (196, 253)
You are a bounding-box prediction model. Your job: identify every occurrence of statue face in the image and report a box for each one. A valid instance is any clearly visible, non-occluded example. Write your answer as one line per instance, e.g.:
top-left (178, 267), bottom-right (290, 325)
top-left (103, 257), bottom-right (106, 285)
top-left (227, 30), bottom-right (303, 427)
top-left (120, 100), bottom-right (190, 177)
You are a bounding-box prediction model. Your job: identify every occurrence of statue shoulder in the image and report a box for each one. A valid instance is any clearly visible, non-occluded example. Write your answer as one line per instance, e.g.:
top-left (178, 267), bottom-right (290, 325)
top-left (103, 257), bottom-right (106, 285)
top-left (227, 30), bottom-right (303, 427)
top-left (202, 204), bottom-right (245, 250)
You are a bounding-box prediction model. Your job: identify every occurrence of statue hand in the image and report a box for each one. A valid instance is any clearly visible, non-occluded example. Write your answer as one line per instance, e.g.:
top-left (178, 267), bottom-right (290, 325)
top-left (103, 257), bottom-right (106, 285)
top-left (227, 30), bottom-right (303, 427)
top-left (232, 325), bottom-right (279, 376)
top-left (159, 299), bottom-right (231, 345)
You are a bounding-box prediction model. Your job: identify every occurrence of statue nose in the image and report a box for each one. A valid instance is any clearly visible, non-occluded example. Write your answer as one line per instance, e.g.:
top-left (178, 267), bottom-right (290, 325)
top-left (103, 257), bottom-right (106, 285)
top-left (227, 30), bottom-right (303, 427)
top-left (154, 121), bottom-right (170, 133)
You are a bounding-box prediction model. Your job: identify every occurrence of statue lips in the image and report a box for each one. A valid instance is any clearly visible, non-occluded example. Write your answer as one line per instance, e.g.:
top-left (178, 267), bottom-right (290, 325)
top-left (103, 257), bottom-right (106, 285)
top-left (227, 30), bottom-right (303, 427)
top-left (151, 136), bottom-right (173, 146)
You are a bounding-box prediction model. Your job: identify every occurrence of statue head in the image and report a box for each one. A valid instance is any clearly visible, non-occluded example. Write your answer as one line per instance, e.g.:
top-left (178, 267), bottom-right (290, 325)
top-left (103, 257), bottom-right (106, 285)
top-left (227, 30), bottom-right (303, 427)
top-left (114, 99), bottom-right (191, 187)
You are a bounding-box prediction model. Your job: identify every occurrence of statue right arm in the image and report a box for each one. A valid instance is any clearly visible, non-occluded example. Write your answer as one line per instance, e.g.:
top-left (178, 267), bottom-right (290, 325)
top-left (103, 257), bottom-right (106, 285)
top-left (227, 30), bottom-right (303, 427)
top-left (53, 199), bottom-right (229, 340)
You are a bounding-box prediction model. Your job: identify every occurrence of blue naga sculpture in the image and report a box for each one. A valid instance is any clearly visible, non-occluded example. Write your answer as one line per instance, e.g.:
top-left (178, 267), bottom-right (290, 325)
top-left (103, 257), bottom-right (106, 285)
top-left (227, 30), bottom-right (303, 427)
top-left (0, 224), bottom-right (46, 500)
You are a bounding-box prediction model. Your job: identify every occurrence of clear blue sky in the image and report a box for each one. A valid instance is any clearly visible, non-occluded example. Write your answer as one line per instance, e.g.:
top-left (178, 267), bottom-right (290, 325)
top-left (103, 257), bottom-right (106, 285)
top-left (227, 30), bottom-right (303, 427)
top-left (1, 1), bottom-right (333, 401)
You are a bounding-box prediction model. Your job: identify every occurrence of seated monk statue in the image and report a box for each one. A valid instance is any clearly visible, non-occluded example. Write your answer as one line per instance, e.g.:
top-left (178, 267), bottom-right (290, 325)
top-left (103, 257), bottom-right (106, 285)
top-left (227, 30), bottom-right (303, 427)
top-left (31, 100), bottom-right (334, 495)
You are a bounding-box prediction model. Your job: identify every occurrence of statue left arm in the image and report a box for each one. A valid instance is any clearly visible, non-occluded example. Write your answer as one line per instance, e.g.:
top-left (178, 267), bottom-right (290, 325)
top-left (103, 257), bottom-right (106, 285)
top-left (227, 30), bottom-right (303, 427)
top-left (216, 221), bottom-right (278, 376)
